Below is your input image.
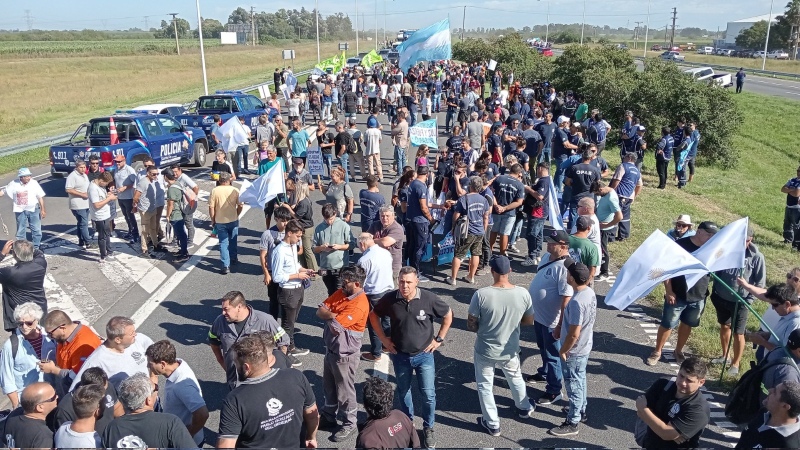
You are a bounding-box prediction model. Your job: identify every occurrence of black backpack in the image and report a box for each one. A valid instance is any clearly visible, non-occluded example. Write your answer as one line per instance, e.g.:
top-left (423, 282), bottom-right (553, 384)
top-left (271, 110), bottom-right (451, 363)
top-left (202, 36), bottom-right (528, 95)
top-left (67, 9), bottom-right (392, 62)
top-left (725, 352), bottom-right (797, 425)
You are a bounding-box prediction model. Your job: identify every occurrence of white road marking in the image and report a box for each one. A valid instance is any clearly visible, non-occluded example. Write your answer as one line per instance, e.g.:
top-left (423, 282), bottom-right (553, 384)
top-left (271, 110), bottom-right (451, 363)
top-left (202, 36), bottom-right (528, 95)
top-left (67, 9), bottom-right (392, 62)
top-left (44, 273), bottom-right (89, 323)
top-left (59, 281), bottom-right (104, 324)
top-left (710, 411), bottom-right (726, 418)
top-left (715, 420), bottom-right (737, 429)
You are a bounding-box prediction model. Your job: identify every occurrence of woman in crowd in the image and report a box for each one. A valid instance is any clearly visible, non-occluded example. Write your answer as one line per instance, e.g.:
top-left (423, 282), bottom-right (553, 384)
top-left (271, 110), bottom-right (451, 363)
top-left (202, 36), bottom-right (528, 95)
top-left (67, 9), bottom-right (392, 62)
top-left (321, 166), bottom-right (354, 222)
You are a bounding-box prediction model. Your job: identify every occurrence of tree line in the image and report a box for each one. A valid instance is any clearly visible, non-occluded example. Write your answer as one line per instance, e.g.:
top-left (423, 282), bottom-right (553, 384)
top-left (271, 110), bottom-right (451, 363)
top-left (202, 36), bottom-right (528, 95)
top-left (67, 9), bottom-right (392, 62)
top-left (735, 0), bottom-right (799, 51)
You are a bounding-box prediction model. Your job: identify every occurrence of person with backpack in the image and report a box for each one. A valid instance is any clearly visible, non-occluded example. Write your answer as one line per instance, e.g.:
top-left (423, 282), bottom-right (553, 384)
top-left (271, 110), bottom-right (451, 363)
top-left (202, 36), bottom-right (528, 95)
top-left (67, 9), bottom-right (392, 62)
top-left (347, 119), bottom-right (366, 182)
top-left (635, 357), bottom-right (710, 449)
top-left (736, 381), bottom-right (800, 449)
top-left (163, 169), bottom-right (189, 262)
top-left (447, 176), bottom-right (490, 286)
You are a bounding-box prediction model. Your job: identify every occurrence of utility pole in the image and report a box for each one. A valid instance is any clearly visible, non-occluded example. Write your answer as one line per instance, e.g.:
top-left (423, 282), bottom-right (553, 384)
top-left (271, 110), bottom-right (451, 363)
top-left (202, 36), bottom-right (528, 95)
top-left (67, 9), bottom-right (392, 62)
top-left (643, 0), bottom-right (651, 57)
top-left (315, 0), bottom-right (320, 62)
top-left (250, 6), bottom-right (256, 46)
top-left (24, 10), bottom-right (32, 30)
top-left (169, 13), bottom-right (181, 55)
top-left (791, 24), bottom-right (799, 61)
top-left (634, 21), bottom-right (642, 49)
top-left (355, 0), bottom-right (360, 54)
top-left (669, 7), bottom-right (677, 50)
top-left (195, 0), bottom-right (208, 95)
top-left (762, 0), bottom-right (774, 70)
top-left (144, 16), bottom-right (149, 30)
top-left (580, 0), bottom-right (586, 44)
top-left (461, 6), bottom-right (466, 41)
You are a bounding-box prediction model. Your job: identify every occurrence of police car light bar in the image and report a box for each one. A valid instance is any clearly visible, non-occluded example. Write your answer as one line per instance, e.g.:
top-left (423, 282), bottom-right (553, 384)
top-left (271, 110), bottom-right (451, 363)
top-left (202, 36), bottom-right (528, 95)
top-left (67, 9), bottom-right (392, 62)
top-left (214, 90), bottom-right (244, 95)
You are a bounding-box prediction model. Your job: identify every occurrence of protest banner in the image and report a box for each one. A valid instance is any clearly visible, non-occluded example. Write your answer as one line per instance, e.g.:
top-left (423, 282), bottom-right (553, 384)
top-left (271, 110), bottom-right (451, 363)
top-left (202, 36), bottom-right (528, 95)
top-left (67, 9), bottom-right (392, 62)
top-left (306, 146), bottom-right (324, 176)
top-left (409, 119), bottom-right (438, 148)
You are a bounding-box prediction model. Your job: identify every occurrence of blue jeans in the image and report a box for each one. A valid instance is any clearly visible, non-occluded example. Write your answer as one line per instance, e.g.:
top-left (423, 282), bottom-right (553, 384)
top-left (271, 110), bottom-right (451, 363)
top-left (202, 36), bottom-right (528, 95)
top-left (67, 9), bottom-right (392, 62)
top-left (508, 215), bottom-right (524, 246)
top-left (538, 147), bottom-right (552, 164)
top-left (527, 217), bottom-right (545, 258)
top-left (387, 105), bottom-right (397, 125)
top-left (562, 354), bottom-right (589, 425)
top-left (391, 351), bottom-right (436, 429)
top-left (236, 144), bottom-right (249, 172)
top-left (322, 153), bottom-right (334, 179)
top-left (339, 153), bottom-right (350, 183)
top-left (15, 205), bottom-right (42, 248)
top-left (366, 293), bottom-right (391, 357)
top-left (445, 111), bottom-right (455, 132)
top-left (215, 220), bottom-right (238, 268)
top-left (567, 202), bottom-right (579, 232)
top-left (71, 208), bottom-right (91, 246)
top-left (553, 154), bottom-right (568, 194)
top-left (534, 321), bottom-right (562, 394)
top-left (323, 101), bottom-right (332, 120)
top-left (407, 220), bottom-right (429, 274)
top-left (171, 219), bottom-right (188, 255)
top-left (394, 146), bottom-right (407, 171)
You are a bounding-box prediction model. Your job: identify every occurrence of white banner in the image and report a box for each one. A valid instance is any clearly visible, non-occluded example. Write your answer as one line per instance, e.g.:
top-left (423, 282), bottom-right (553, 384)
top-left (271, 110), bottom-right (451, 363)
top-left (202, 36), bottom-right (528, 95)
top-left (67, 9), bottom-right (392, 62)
top-left (306, 146), bottom-right (324, 176)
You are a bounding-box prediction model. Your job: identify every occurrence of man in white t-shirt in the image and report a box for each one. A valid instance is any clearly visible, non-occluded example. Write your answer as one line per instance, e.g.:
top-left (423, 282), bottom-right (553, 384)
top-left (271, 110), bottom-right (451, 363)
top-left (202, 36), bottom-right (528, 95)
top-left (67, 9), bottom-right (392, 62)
top-left (146, 340), bottom-right (208, 446)
top-left (2, 168), bottom-right (46, 249)
top-left (365, 122), bottom-right (383, 182)
top-left (70, 316), bottom-right (155, 391)
top-left (65, 160), bottom-right (92, 249)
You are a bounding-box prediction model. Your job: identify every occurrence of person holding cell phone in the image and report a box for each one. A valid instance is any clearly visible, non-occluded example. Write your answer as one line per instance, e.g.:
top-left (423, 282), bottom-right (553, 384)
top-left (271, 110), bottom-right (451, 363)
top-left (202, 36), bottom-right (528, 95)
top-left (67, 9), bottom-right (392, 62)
top-left (313, 204), bottom-right (356, 296)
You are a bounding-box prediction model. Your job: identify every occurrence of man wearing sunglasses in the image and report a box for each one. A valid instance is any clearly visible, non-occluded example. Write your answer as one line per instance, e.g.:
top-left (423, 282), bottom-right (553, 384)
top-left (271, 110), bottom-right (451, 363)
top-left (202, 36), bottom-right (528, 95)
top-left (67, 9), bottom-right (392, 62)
top-left (112, 154), bottom-right (139, 244)
top-left (39, 310), bottom-right (101, 390)
top-left (1, 381), bottom-right (57, 448)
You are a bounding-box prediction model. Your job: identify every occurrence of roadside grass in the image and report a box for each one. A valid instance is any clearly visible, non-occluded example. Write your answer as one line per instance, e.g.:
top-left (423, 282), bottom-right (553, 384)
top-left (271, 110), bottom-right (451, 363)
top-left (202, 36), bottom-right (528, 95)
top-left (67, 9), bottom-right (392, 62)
top-left (0, 147), bottom-right (50, 176)
top-left (637, 49), bottom-right (800, 74)
top-left (0, 41), bottom-right (339, 147)
top-left (604, 92), bottom-right (798, 385)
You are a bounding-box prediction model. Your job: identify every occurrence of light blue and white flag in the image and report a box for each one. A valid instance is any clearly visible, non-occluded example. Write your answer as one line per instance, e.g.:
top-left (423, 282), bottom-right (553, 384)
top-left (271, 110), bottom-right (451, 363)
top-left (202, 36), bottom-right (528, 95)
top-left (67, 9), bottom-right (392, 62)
top-left (605, 230), bottom-right (710, 310)
top-left (409, 119), bottom-right (438, 148)
top-left (397, 18), bottom-right (452, 72)
top-left (685, 217), bottom-right (749, 288)
top-left (239, 162), bottom-right (285, 208)
top-left (546, 176), bottom-right (563, 231)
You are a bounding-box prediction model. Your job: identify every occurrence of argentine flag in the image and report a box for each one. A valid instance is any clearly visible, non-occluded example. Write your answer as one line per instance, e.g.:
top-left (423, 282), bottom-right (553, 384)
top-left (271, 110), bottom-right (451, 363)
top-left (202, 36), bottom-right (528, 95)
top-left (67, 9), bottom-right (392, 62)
top-left (397, 18), bottom-right (452, 72)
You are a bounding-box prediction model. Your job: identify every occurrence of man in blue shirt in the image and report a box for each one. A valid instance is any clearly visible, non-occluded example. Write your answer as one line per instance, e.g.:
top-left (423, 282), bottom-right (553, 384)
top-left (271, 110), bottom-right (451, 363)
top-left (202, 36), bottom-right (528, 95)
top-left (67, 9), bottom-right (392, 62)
top-left (402, 166), bottom-right (433, 283)
top-left (609, 153), bottom-right (643, 241)
top-left (551, 116), bottom-right (577, 194)
top-left (535, 113), bottom-right (557, 164)
top-left (687, 122), bottom-right (700, 183)
top-left (735, 68), bottom-right (746, 94)
top-left (522, 119), bottom-right (543, 179)
top-left (489, 164), bottom-right (526, 256)
top-left (655, 127), bottom-right (674, 189)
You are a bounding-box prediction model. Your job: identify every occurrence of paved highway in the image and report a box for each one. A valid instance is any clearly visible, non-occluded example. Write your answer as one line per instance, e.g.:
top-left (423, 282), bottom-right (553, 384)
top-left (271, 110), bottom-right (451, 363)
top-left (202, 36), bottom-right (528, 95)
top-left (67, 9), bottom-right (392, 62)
top-left (0, 107), bottom-right (741, 447)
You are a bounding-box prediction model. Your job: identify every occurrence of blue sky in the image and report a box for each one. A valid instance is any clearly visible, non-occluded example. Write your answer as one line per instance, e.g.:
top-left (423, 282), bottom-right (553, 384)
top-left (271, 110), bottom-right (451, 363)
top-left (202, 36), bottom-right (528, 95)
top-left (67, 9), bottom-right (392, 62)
top-left (1, 0), bottom-right (776, 33)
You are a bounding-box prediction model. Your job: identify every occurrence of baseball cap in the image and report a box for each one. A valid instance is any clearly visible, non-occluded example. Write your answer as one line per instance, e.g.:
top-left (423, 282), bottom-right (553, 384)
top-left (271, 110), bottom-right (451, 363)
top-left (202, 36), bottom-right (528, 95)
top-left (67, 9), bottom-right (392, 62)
top-left (637, 125), bottom-right (646, 132)
top-left (788, 328), bottom-right (800, 350)
top-left (525, 118), bottom-right (535, 126)
top-left (557, 115), bottom-right (570, 125)
top-left (292, 157), bottom-right (304, 164)
top-left (17, 168), bottom-right (32, 177)
top-left (572, 122), bottom-right (581, 128)
top-left (566, 261), bottom-right (591, 285)
top-left (545, 229), bottom-right (570, 245)
top-left (698, 221), bottom-right (719, 234)
top-left (576, 216), bottom-right (592, 232)
top-left (489, 255), bottom-right (511, 275)
top-left (674, 214), bottom-right (692, 225)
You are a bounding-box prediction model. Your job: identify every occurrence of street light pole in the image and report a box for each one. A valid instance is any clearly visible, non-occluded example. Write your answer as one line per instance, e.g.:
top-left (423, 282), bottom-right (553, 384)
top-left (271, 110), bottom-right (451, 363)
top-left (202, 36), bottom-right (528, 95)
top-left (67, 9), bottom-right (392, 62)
top-left (355, 0), bottom-right (360, 54)
top-left (194, 1), bottom-right (208, 94)
top-left (763, 0), bottom-right (774, 70)
top-left (642, 0), bottom-right (651, 58)
top-left (375, 0), bottom-right (378, 50)
top-left (383, 0), bottom-right (386, 44)
top-left (315, 0), bottom-right (320, 63)
top-left (169, 13), bottom-right (180, 55)
top-left (580, 0), bottom-right (586, 45)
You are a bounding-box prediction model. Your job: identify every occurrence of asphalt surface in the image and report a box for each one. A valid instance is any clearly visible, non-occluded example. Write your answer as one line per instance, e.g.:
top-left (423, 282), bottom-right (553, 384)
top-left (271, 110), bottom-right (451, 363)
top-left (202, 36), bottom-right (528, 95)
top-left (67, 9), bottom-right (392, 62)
top-left (0, 107), bottom-right (741, 448)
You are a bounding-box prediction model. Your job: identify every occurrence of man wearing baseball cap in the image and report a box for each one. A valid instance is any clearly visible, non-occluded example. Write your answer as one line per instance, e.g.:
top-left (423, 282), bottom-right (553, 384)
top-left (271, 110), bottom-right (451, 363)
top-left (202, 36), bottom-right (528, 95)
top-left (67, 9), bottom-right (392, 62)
top-left (647, 221), bottom-right (718, 366)
top-left (526, 229), bottom-right (574, 404)
top-left (2, 168), bottom-right (46, 249)
top-left (667, 214), bottom-right (695, 241)
top-left (468, 255), bottom-right (535, 436)
top-left (550, 261), bottom-right (596, 436)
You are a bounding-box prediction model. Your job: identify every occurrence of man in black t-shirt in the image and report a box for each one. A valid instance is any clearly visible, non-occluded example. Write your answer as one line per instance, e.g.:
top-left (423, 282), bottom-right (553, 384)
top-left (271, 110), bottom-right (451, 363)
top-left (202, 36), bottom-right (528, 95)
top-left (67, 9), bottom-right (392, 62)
top-left (369, 267), bottom-right (453, 449)
top-left (218, 334), bottom-right (319, 449)
top-left (736, 381), bottom-right (800, 449)
top-left (646, 222), bottom-right (718, 367)
top-left (102, 373), bottom-right (196, 449)
top-left (52, 367), bottom-right (122, 434)
top-left (636, 357), bottom-right (710, 449)
top-left (564, 149), bottom-right (600, 231)
top-left (2, 382), bottom-right (57, 448)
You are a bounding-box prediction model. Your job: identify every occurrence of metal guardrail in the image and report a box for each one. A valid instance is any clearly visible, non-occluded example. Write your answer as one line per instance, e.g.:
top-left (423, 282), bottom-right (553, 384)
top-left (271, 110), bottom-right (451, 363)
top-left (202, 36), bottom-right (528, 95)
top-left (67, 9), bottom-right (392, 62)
top-left (0, 68), bottom-right (314, 158)
top-left (635, 56), bottom-right (800, 81)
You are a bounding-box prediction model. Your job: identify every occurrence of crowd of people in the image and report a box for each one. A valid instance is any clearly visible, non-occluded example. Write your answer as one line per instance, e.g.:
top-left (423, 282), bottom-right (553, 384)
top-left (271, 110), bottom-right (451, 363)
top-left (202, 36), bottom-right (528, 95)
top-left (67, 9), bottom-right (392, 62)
top-left (1, 55), bottom-right (799, 450)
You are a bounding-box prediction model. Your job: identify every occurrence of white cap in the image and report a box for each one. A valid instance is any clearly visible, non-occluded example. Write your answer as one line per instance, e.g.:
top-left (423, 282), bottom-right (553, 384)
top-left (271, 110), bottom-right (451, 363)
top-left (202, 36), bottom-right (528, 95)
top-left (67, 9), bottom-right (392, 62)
top-left (674, 214), bottom-right (692, 225)
top-left (572, 122), bottom-right (581, 128)
top-left (557, 115), bottom-right (570, 125)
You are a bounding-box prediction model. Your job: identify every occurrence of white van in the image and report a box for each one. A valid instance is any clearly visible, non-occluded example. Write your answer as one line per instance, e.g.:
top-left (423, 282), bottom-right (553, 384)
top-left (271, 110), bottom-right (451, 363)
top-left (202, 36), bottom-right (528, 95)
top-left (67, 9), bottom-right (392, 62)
top-left (696, 46), bottom-right (714, 55)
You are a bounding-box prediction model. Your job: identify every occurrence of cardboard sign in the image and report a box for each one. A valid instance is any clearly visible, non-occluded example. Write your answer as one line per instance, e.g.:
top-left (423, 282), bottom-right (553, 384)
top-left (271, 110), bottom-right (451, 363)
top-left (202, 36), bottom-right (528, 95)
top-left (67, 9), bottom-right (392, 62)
top-left (306, 146), bottom-right (324, 176)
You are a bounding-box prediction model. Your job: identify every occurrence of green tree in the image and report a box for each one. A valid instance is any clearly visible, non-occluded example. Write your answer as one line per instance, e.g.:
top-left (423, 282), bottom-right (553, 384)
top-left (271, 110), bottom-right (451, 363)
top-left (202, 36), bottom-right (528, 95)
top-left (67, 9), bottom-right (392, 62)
top-left (735, 21), bottom-right (770, 50)
top-left (773, 0), bottom-right (800, 51)
top-left (194, 18), bottom-right (224, 39)
top-left (228, 7), bottom-right (250, 24)
top-left (553, 30), bottom-right (579, 43)
top-left (154, 18), bottom-right (190, 39)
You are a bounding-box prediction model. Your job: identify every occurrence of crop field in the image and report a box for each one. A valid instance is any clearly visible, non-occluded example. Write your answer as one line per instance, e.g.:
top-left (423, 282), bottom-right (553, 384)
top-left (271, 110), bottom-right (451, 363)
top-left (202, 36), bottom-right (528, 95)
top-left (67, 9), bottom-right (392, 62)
top-left (0, 39), bottom-right (223, 58)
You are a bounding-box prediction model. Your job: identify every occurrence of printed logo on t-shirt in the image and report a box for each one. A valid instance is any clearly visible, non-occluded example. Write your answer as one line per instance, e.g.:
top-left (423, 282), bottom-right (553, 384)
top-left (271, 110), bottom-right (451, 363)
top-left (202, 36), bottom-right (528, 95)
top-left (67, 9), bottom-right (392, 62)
top-left (117, 434), bottom-right (147, 449)
top-left (5, 434), bottom-right (14, 448)
top-left (416, 310), bottom-right (427, 321)
top-left (668, 402), bottom-right (681, 418)
top-left (266, 398), bottom-right (284, 416)
top-left (387, 421), bottom-right (404, 437)
top-left (105, 394), bottom-right (115, 408)
top-left (14, 190), bottom-right (29, 207)
top-left (131, 351), bottom-right (145, 364)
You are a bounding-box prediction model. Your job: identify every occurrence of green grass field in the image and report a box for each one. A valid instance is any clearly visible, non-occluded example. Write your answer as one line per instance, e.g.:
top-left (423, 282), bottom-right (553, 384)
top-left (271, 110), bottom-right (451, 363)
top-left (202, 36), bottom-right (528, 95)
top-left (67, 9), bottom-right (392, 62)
top-left (0, 39), bottom-right (222, 58)
top-left (604, 92), bottom-right (799, 383)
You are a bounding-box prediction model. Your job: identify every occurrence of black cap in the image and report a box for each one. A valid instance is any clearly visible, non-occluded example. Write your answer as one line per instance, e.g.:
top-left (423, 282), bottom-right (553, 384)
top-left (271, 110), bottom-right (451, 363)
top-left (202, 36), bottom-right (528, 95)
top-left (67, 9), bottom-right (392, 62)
top-left (576, 216), bottom-right (592, 232)
top-left (545, 229), bottom-right (570, 245)
top-left (292, 157), bottom-right (304, 164)
top-left (567, 261), bottom-right (591, 285)
top-left (788, 328), bottom-right (800, 350)
top-left (698, 221), bottom-right (719, 234)
top-left (489, 255), bottom-right (511, 275)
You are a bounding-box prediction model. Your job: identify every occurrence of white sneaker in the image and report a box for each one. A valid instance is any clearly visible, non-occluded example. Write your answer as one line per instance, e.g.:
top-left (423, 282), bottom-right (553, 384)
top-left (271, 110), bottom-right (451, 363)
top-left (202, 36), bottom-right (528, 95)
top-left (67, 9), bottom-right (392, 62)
top-left (445, 276), bottom-right (456, 286)
top-left (508, 244), bottom-right (520, 253)
top-left (522, 257), bottom-right (538, 266)
top-left (727, 366), bottom-right (740, 376)
top-left (711, 356), bottom-right (732, 365)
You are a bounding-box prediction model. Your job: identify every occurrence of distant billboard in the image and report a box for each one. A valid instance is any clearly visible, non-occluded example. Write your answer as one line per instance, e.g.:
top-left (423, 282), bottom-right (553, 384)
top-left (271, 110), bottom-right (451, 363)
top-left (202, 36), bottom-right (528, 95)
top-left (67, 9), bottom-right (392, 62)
top-left (220, 32), bottom-right (237, 45)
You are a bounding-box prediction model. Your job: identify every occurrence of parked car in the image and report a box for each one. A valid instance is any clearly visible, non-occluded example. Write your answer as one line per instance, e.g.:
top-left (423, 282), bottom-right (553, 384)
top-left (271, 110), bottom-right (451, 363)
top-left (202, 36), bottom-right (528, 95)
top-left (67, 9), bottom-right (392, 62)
top-left (129, 104), bottom-right (189, 116)
top-left (346, 57), bottom-right (361, 69)
top-left (683, 67), bottom-right (733, 87)
top-left (767, 50), bottom-right (790, 60)
top-left (669, 46), bottom-right (680, 52)
top-left (537, 47), bottom-right (554, 57)
top-left (650, 44), bottom-right (662, 51)
top-left (616, 43), bottom-right (628, 50)
top-left (660, 51), bottom-right (685, 62)
top-left (716, 49), bottom-right (734, 56)
top-left (697, 46), bottom-right (714, 55)
top-left (752, 50), bottom-right (767, 59)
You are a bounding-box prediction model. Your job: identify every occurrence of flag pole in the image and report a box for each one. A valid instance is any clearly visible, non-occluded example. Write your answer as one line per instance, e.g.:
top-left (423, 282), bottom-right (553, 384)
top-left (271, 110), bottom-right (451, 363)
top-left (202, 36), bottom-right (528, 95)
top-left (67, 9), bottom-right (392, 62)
top-left (709, 273), bottom-right (798, 381)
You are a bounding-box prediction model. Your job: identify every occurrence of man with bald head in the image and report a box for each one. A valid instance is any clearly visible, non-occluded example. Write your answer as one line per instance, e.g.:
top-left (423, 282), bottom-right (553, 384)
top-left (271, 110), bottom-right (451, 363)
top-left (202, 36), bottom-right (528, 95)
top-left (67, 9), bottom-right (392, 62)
top-left (2, 381), bottom-right (57, 448)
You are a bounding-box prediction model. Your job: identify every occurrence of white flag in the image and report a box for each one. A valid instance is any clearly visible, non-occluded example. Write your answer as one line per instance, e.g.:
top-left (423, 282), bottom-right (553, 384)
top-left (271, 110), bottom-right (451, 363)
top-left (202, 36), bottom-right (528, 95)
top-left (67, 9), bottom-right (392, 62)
top-left (686, 217), bottom-right (749, 288)
top-left (546, 176), bottom-right (563, 231)
top-left (604, 230), bottom-right (710, 310)
top-left (217, 117), bottom-right (249, 153)
top-left (239, 162), bottom-right (285, 208)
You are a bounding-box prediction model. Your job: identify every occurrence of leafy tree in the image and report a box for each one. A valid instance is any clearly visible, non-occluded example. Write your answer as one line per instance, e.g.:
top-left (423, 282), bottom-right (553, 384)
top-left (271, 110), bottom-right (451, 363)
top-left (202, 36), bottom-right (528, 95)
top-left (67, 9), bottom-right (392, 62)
top-left (773, 0), bottom-right (800, 51)
top-left (154, 18), bottom-right (190, 39)
top-left (679, 27), bottom-right (707, 37)
top-left (228, 7), bottom-right (250, 25)
top-left (735, 21), bottom-right (771, 50)
top-left (552, 30), bottom-right (579, 43)
top-left (194, 18), bottom-right (223, 39)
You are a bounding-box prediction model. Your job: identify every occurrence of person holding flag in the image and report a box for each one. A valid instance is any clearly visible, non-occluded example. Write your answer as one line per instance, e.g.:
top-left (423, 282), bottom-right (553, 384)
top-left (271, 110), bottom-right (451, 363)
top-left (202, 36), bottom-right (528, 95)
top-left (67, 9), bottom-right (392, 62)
top-left (709, 226), bottom-right (765, 376)
top-left (646, 221), bottom-right (718, 366)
